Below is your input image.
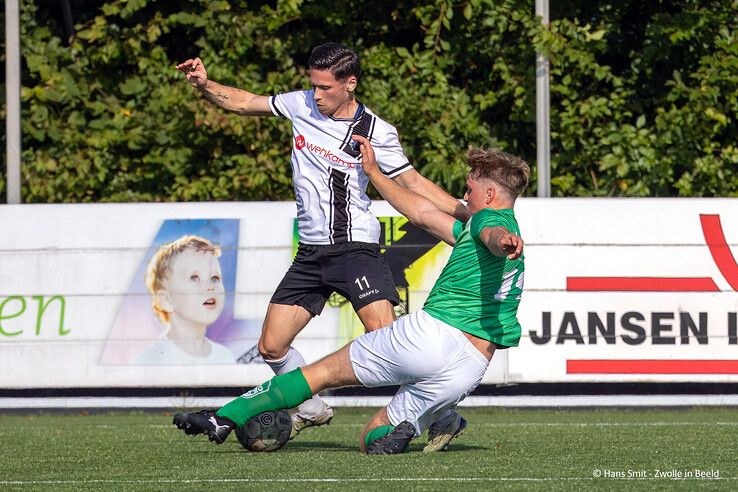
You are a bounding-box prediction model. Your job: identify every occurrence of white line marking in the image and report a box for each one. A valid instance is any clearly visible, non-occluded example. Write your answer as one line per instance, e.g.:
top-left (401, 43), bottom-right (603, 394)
top-left (127, 422), bottom-right (738, 430)
top-left (465, 422), bottom-right (738, 427)
top-left (0, 477), bottom-right (734, 485)
top-left (4, 394), bottom-right (738, 409)
top-left (65, 422), bottom-right (738, 431)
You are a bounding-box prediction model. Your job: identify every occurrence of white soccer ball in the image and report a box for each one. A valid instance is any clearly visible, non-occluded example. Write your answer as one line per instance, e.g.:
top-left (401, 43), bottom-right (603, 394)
top-left (235, 410), bottom-right (292, 452)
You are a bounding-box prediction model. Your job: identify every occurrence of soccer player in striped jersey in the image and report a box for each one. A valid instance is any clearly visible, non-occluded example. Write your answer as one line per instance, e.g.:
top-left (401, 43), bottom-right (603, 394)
top-left (176, 43), bottom-right (469, 439)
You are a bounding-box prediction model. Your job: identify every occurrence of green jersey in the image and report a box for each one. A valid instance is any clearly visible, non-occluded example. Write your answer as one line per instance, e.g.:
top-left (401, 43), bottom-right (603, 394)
top-left (423, 208), bottom-right (524, 347)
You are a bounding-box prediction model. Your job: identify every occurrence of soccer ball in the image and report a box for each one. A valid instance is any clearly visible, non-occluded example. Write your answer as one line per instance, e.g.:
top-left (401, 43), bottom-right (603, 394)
top-left (235, 410), bottom-right (292, 452)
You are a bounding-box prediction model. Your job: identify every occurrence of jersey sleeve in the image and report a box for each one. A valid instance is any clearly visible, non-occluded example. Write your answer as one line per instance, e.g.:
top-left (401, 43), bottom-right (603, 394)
top-left (452, 220), bottom-right (465, 241)
top-left (469, 209), bottom-right (510, 242)
top-left (371, 122), bottom-right (412, 178)
top-left (268, 90), bottom-right (307, 120)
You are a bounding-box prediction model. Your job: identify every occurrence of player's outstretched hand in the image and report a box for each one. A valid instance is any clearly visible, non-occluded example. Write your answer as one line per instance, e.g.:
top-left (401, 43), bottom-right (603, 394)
top-left (500, 233), bottom-right (524, 260)
top-left (352, 135), bottom-right (380, 177)
top-left (176, 57), bottom-right (208, 89)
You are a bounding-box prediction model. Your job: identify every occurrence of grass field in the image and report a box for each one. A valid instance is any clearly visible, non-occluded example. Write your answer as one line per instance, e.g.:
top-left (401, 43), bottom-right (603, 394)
top-left (0, 407), bottom-right (736, 491)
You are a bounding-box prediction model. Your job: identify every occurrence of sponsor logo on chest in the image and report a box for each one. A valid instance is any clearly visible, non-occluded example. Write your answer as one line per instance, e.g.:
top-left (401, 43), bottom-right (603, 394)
top-left (295, 134), bottom-right (357, 170)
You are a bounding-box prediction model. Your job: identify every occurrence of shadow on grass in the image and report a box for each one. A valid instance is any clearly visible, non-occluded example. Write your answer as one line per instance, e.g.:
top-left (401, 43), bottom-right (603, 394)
top-left (185, 441), bottom-right (359, 454)
top-left (437, 443), bottom-right (489, 452)
top-left (182, 439), bottom-right (487, 454)
top-left (281, 440), bottom-right (358, 452)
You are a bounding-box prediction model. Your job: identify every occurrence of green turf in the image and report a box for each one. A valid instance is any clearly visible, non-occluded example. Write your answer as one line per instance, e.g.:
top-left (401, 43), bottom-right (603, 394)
top-left (0, 407), bottom-right (736, 491)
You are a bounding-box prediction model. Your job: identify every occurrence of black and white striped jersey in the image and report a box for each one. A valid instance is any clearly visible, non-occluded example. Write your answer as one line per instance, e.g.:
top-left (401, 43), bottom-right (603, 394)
top-left (268, 89), bottom-right (412, 245)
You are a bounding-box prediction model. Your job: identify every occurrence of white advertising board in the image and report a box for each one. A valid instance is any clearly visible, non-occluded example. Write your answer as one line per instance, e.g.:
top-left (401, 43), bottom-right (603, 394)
top-left (0, 198), bottom-right (736, 388)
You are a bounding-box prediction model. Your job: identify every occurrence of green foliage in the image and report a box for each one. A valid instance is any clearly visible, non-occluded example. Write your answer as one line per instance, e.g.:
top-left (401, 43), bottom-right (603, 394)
top-left (7, 0), bottom-right (738, 201)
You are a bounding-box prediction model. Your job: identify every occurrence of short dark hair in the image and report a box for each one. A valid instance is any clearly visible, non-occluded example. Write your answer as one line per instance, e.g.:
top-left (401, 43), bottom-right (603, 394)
top-left (467, 148), bottom-right (530, 198)
top-left (308, 43), bottom-right (361, 81)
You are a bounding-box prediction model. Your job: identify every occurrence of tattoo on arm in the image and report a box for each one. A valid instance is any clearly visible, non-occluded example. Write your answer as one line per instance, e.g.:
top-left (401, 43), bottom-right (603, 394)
top-left (202, 90), bottom-right (231, 108)
top-left (486, 227), bottom-right (509, 254)
top-left (491, 228), bottom-right (507, 245)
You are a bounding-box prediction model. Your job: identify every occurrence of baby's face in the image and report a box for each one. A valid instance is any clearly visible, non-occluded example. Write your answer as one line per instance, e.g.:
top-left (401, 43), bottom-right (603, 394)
top-left (166, 249), bottom-right (225, 325)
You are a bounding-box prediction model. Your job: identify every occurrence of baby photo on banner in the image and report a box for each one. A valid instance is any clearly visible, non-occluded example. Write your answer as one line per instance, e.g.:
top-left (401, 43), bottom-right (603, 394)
top-left (98, 219), bottom-right (262, 366)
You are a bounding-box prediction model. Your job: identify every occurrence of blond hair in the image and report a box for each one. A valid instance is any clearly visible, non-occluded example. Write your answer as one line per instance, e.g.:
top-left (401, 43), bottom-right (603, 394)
top-left (145, 235), bottom-right (221, 323)
top-left (467, 147), bottom-right (530, 197)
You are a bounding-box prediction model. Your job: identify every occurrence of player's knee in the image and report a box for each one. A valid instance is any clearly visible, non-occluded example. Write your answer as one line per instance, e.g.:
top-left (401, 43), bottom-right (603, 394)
top-left (258, 338), bottom-right (289, 361)
top-left (357, 304), bottom-right (395, 332)
top-left (363, 320), bottom-right (385, 332)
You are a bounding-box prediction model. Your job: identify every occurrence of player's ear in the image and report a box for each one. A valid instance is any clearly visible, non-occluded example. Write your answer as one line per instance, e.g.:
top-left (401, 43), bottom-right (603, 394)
top-left (485, 185), bottom-right (495, 205)
top-left (345, 75), bottom-right (357, 93)
top-left (155, 290), bottom-right (173, 314)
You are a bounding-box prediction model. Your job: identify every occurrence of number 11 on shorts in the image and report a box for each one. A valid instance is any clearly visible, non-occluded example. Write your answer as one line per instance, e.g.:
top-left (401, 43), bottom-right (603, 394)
top-left (355, 276), bottom-right (370, 291)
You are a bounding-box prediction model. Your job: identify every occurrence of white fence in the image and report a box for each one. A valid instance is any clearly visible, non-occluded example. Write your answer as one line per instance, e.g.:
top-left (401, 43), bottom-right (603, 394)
top-left (0, 199), bottom-right (736, 388)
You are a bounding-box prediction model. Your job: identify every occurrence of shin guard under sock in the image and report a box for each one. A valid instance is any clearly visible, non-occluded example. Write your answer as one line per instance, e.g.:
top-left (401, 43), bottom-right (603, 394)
top-left (216, 368), bottom-right (313, 427)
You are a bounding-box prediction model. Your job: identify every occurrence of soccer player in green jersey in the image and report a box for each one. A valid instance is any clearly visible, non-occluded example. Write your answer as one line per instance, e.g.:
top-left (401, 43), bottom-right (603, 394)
top-left (174, 136), bottom-right (529, 454)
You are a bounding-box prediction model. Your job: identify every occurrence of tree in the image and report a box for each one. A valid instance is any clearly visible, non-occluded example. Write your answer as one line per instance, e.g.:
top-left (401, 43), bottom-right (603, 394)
top-left (4, 0), bottom-right (737, 203)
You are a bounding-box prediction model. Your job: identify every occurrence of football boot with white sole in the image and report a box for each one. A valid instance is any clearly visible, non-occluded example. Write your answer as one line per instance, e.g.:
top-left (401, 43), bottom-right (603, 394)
top-left (423, 410), bottom-right (467, 452)
top-left (289, 401), bottom-right (334, 440)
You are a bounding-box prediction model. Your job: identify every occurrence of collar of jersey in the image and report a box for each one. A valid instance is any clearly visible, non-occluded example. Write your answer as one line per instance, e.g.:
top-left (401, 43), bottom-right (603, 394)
top-left (327, 101), bottom-right (365, 122)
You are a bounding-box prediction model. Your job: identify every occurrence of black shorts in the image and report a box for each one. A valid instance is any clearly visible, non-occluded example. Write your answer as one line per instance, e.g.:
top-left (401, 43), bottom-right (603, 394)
top-left (270, 242), bottom-right (400, 316)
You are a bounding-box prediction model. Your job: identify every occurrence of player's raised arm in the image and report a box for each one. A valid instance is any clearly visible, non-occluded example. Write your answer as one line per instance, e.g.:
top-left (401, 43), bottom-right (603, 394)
top-left (480, 226), bottom-right (524, 260)
top-left (176, 57), bottom-right (273, 116)
top-left (353, 135), bottom-right (457, 246)
top-left (392, 168), bottom-right (471, 222)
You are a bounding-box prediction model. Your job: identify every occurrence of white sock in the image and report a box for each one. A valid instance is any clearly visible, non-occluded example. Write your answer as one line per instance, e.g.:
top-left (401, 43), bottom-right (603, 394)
top-left (264, 347), bottom-right (326, 419)
top-left (263, 346), bottom-right (306, 375)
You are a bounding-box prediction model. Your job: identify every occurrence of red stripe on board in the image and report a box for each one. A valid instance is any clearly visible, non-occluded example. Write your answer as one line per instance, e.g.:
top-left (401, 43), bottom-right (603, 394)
top-left (566, 277), bottom-right (719, 291)
top-left (700, 214), bottom-right (738, 291)
top-left (567, 359), bottom-right (738, 374)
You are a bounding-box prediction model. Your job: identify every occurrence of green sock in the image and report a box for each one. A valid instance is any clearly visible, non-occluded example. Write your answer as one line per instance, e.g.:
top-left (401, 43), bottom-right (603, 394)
top-left (364, 425), bottom-right (395, 448)
top-left (216, 368), bottom-right (313, 427)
